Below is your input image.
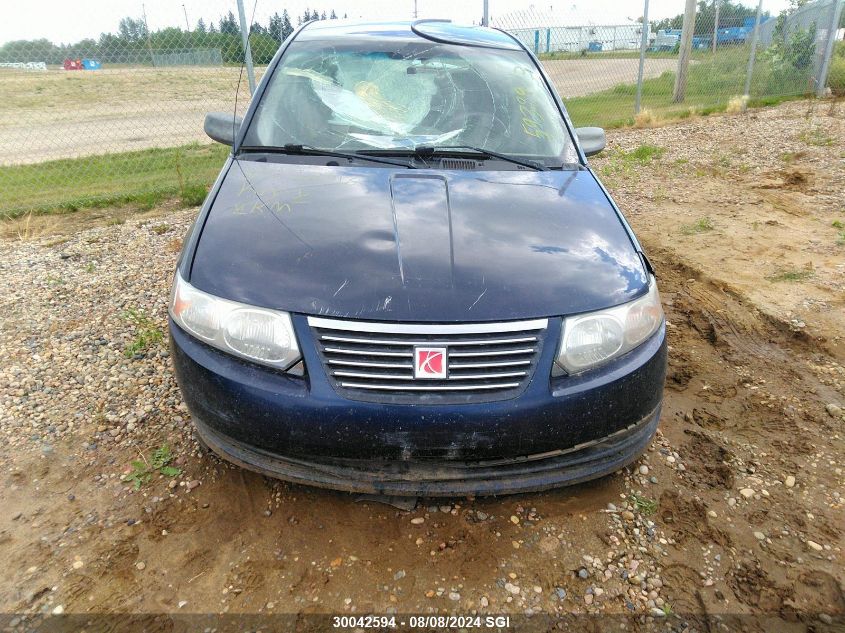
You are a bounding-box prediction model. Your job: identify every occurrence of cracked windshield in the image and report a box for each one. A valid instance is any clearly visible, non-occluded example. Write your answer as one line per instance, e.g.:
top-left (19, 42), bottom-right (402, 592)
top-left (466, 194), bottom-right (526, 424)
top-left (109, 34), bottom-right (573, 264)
top-left (244, 38), bottom-right (577, 164)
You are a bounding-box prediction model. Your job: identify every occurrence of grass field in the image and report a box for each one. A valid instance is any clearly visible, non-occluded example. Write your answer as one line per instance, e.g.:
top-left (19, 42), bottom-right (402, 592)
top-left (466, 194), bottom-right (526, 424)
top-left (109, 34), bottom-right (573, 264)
top-left (559, 46), bottom-right (814, 128)
top-left (1, 143), bottom-right (228, 218)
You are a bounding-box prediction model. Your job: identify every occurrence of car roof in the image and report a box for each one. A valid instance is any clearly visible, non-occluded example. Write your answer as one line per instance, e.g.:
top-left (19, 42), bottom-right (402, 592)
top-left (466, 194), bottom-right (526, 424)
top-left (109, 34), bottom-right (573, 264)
top-left (297, 19), bottom-right (524, 51)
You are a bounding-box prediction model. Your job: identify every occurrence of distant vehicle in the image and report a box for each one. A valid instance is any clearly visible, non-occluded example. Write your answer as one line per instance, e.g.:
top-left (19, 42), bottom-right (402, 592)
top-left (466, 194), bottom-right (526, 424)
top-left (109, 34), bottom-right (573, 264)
top-left (170, 20), bottom-right (667, 496)
top-left (652, 29), bottom-right (680, 51)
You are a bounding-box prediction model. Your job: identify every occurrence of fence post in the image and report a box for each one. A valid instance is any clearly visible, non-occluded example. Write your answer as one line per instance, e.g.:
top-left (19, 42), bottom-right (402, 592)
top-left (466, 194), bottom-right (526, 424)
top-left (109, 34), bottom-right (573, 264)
top-left (712, 0), bottom-right (720, 54)
top-left (673, 0), bottom-right (697, 102)
top-left (743, 0), bottom-right (764, 97)
top-left (817, 0), bottom-right (845, 96)
top-left (482, 0), bottom-right (489, 27)
top-left (635, 0), bottom-right (650, 114)
top-left (236, 0), bottom-right (257, 95)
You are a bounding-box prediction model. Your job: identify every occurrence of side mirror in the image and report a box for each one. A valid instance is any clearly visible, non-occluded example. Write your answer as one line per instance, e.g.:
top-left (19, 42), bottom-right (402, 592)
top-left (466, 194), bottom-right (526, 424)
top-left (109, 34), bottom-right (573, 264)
top-left (575, 127), bottom-right (606, 157)
top-left (204, 112), bottom-right (243, 146)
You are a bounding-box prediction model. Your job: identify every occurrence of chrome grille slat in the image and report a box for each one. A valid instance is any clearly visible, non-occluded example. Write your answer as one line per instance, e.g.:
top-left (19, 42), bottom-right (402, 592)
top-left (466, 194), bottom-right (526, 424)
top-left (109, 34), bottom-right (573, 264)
top-left (328, 360), bottom-right (414, 369)
top-left (448, 348), bottom-right (534, 357)
top-left (323, 347), bottom-right (413, 358)
top-left (308, 316), bottom-right (547, 404)
top-left (320, 335), bottom-right (538, 347)
top-left (332, 370), bottom-right (528, 381)
top-left (449, 360), bottom-right (531, 369)
top-left (339, 382), bottom-right (523, 392)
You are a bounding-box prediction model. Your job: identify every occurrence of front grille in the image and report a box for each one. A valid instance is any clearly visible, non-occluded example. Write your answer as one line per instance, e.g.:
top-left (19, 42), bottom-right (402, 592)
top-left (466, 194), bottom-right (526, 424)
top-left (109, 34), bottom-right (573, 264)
top-left (307, 317), bottom-right (548, 404)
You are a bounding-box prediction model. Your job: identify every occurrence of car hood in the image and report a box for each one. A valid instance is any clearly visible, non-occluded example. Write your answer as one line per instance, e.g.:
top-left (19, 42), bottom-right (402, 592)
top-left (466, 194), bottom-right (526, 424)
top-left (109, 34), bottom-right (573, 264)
top-left (189, 160), bottom-right (648, 322)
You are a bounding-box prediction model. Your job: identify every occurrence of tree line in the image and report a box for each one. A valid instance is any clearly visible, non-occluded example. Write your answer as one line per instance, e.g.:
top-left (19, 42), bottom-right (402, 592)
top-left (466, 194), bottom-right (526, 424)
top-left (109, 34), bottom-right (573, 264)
top-left (0, 8), bottom-right (345, 66)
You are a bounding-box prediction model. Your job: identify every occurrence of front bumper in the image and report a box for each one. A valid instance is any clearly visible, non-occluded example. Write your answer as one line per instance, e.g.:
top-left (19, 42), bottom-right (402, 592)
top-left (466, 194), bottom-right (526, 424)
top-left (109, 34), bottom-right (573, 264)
top-left (170, 315), bottom-right (666, 496)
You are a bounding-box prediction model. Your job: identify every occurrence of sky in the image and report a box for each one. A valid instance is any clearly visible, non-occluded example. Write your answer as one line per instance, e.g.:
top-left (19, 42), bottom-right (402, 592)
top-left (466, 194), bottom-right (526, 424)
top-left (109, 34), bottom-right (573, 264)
top-left (2, 0), bottom-right (792, 46)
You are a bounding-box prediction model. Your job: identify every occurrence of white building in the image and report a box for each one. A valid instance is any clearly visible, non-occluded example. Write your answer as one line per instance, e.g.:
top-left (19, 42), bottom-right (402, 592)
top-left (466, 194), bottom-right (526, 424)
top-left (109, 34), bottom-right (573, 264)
top-left (493, 8), bottom-right (647, 54)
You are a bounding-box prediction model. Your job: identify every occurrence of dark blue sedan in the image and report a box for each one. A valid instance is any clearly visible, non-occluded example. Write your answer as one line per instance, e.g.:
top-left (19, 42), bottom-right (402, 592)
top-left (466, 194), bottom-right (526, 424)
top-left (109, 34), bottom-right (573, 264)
top-left (169, 19), bottom-right (666, 496)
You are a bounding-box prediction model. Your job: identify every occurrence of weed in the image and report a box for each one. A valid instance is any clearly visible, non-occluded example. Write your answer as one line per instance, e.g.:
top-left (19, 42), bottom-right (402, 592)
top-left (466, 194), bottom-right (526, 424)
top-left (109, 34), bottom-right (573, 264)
top-left (85, 262), bottom-right (95, 273)
top-left (123, 309), bottom-right (163, 357)
top-left (798, 126), bottom-right (834, 146)
top-left (125, 444), bottom-right (182, 490)
top-left (45, 274), bottom-right (64, 285)
top-left (152, 223), bottom-right (170, 235)
top-left (629, 493), bottom-right (658, 516)
top-left (681, 217), bottom-right (715, 235)
top-left (634, 109), bottom-right (662, 128)
top-left (726, 95), bottom-right (749, 114)
top-left (166, 237), bottom-right (183, 253)
top-left (626, 145), bottom-right (666, 164)
top-left (179, 184), bottom-right (207, 207)
top-left (602, 144), bottom-right (666, 178)
top-left (766, 267), bottom-right (814, 282)
top-left (832, 220), bottom-right (843, 229)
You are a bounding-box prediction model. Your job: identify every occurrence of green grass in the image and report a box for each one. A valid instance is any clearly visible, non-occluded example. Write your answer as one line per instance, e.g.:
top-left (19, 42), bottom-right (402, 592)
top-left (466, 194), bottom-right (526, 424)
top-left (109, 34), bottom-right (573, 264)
top-left (123, 309), bottom-right (164, 358)
top-left (562, 46), bottom-right (813, 129)
top-left (681, 217), bottom-right (715, 235)
top-left (124, 444), bottom-right (182, 490)
top-left (766, 267), bottom-right (814, 283)
top-left (798, 126), bottom-right (835, 147)
top-left (1, 142), bottom-right (226, 218)
top-left (629, 493), bottom-right (658, 516)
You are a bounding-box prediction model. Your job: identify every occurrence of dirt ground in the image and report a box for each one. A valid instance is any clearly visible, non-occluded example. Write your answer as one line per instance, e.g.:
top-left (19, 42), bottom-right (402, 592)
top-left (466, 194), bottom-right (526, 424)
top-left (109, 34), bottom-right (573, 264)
top-left (0, 100), bottom-right (843, 631)
top-left (0, 58), bottom-right (678, 165)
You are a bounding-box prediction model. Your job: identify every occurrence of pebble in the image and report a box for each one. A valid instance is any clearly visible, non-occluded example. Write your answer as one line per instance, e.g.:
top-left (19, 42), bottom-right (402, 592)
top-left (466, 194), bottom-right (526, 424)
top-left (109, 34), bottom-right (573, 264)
top-left (785, 475), bottom-right (796, 488)
top-left (135, 561), bottom-right (146, 571)
top-left (825, 403), bottom-right (842, 418)
top-left (739, 488), bottom-right (755, 499)
top-left (480, 596), bottom-right (489, 607)
top-left (448, 592), bottom-right (461, 601)
top-left (554, 587), bottom-right (567, 600)
top-left (578, 568), bottom-right (589, 579)
top-left (754, 531), bottom-right (766, 540)
top-left (394, 570), bottom-right (405, 580)
top-left (622, 510), bottom-right (635, 521)
top-left (807, 541), bottom-right (823, 552)
top-left (584, 593), bottom-right (594, 605)
top-left (51, 605), bottom-right (64, 615)
top-left (638, 465), bottom-right (649, 475)
top-left (504, 582), bottom-right (520, 595)
top-left (72, 560), bottom-right (84, 569)
top-left (707, 510), bottom-right (718, 518)
top-left (410, 517), bottom-right (425, 525)
top-left (510, 515), bottom-right (520, 525)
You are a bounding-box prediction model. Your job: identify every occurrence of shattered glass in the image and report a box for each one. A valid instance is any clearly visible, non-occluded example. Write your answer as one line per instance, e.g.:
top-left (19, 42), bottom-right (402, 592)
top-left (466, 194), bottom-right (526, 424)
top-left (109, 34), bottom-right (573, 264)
top-left (246, 38), bottom-right (576, 164)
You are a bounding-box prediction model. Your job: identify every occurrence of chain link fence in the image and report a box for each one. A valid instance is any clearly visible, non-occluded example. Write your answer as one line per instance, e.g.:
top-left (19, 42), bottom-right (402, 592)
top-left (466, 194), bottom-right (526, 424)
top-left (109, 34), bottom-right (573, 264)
top-left (1, 0), bottom-right (843, 218)
top-left (494, 0), bottom-right (844, 127)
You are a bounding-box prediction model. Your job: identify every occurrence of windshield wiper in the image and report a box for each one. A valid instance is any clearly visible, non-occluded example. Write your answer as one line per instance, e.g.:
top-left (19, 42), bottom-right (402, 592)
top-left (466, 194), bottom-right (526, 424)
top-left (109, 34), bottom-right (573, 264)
top-left (413, 145), bottom-right (547, 171)
top-left (238, 144), bottom-right (417, 169)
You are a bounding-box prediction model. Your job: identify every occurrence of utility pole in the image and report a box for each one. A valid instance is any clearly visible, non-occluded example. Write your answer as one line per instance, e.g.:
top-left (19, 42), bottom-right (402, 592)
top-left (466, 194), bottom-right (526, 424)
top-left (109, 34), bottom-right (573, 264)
top-left (672, 0), bottom-right (697, 103)
top-left (182, 4), bottom-right (190, 31)
top-left (712, 0), bottom-right (719, 54)
top-left (743, 0), bottom-right (764, 97)
top-left (482, 0), bottom-right (489, 26)
top-left (413, 0), bottom-right (418, 19)
top-left (141, 3), bottom-right (155, 65)
top-left (635, 0), bottom-right (650, 113)
top-left (236, 0), bottom-right (256, 94)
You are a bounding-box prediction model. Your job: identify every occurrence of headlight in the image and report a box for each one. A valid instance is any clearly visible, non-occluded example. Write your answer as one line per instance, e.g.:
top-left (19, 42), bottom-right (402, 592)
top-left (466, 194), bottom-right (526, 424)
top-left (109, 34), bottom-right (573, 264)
top-left (554, 276), bottom-right (663, 375)
top-left (170, 272), bottom-right (301, 371)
